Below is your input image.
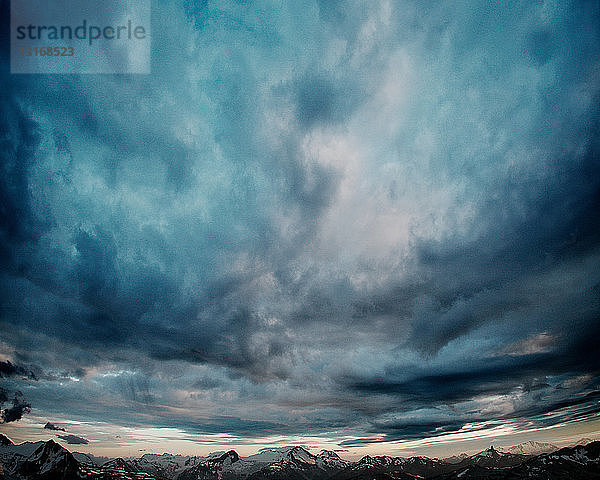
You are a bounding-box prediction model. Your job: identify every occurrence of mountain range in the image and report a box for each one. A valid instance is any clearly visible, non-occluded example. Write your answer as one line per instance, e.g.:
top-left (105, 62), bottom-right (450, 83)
top-left (1, 434), bottom-right (599, 480)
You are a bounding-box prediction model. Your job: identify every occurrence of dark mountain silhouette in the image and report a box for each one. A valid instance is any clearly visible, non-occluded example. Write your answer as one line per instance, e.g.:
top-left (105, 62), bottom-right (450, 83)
top-left (102, 457), bottom-right (138, 472)
top-left (430, 442), bottom-right (600, 479)
top-left (17, 440), bottom-right (79, 480)
top-left (178, 450), bottom-right (243, 480)
top-left (0, 434), bottom-right (13, 447)
top-left (456, 445), bottom-right (529, 469)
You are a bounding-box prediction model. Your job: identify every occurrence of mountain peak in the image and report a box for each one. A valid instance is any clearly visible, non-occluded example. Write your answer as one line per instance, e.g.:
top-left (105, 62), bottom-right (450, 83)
top-left (358, 454), bottom-right (403, 467)
top-left (210, 450), bottom-right (240, 464)
top-left (318, 449), bottom-right (341, 459)
top-left (103, 457), bottom-right (136, 471)
top-left (37, 439), bottom-right (66, 455)
top-left (287, 446), bottom-right (316, 464)
top-left (18, 439), bottom-right (79, 479)
top-left (500, 440), bottom-right (558, 455)
top-left (315, 449), bottom-right (350, 470)
top-left (573, 437), bottom-right (594, 446)
top-left (289, 446), bottom-right (311, 453)
top-left (0, 433), bottom-right (14, 446)
top-left (473, 446), bottom-right (502, 459)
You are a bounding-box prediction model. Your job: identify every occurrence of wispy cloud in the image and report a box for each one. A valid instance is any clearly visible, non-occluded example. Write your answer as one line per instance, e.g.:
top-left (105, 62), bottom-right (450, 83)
top-left (57, 434), bottom-right (89, 445)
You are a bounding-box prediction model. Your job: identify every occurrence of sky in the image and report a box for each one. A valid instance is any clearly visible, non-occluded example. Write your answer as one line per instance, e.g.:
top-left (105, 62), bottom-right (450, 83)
top-left (1, 0), bottom-right (600, 460)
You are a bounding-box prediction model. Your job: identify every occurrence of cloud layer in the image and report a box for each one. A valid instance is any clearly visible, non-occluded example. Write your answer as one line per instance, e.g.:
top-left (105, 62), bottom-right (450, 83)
top-left (0, 0), bottom-right (599, 451)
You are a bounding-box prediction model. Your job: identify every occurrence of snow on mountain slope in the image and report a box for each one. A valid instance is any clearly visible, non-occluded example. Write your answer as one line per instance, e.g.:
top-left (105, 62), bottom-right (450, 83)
top-left (244, 447), bottom-right (294, 464)
top-left (285, 446), bottom-right (316, 465)
top-left (505, 441), bottom-right (600, 479)
top-left (444, 452), bottom-right (470, 464)
top-left (464, 445), bottom-right (528, 468)
top-left (0, 434), bottom-right (46, 475)
top-left (71, 451), bottom-right (95, 464)
top-left (175, 449), bottom-right (262, 480)
top-left (3, 440), bottom-right (599, 480)
top-left (357, 454), bottom-right (408, 468)
top-left (571, 437), bottom-right (595, 447)
top-left (499, 440), bottom-right (558, 455)
top-left (103, 457), bottom-right (138, 472)
top-left (17, 439), bottom-right (80, 479)
top-left (0, 438), bottom-right (45, 459)
top-left (316, 450), bottom-right (350, 469)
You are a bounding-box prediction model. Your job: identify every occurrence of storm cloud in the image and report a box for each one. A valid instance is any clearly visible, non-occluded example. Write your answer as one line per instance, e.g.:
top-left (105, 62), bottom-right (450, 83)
top-left (0, 0), bottom-right (599, 452)
top-left (44, 422), bottom-right (66, 432)
top-left (0, 361), bottom-right (37, 380)
top-left (57, 434), bottom-right (89, 445)
top-left (1, 392), bottom-right (31, 423)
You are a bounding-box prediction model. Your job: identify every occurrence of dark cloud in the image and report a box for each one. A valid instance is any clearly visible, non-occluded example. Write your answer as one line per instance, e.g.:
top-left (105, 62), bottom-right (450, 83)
top-left (44, 422), bottom-right (66, 432)
top-left (348, 345), bottom-right (598, 406)
top-left (57, 434), bottom-right (89, 445)
top-left (294, 71), bottom-right (362, 128)
top-left (1, 392), bottom-right (31, 423)
top-left (0, 360), bottom-right (37, 380)
top-left (338, 393), bottom-right (600, 446)
top-left (192, 377), bottom-right (223, 390)
top-left (0, 360), bottom-right (36, 424)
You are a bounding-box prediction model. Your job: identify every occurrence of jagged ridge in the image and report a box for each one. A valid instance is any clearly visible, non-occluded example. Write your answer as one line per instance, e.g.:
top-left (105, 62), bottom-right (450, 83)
top-left (0, 437), bottom-right (599, 480)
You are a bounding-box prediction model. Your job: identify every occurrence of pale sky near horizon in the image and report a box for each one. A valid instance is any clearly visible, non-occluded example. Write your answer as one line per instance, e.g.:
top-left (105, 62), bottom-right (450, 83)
top-left (2, 414), bottom-right (599, 459)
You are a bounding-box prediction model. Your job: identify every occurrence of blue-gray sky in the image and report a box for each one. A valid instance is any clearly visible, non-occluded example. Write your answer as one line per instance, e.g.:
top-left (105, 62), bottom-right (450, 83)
top-left (1, 0), bottom-right (600, 458)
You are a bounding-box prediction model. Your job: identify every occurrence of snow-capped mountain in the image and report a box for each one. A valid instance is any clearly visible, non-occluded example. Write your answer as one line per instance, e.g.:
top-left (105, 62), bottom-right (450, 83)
top-left (1, 437), bottom-right (598, 480)
top-left (244, 446), bottom-right (337, 480)
top-left (356, 454), bottom-right (406, 468)
top-left (0, 436), bottom-right (47, 476)
top-left (433, 441), bottom-right (600, 479)
top-left (443, 440), bottom-right (559, 466)
top-left (0, 437), bottom-right (44, 460)
top-left (443, 452), bottom-right (469, 464)
top-left (71, 452), bottom-right (96, 465)
top-left (331, 455), bottom-right (420, 480)
top-left (463, 445), bottom-right (528, 468)
top-left (315, 450), bottom-right (350, 470)
top-left (244, 446), bottom-right (298, 464)
top-left (123, 452), bottom-right (208, 478)
top-left (571, 437), bottom-right (595, 447)
top-left (284, 446), bottom-right (317, 465)
top-left (399, 456), bottom-right (457, 477)
top-left (127, 453), bottom-right (197, 478)
top-left (512, 441), bottom-right (600, 478)
top-left (337, 454), bottom-right (457, 479)
top-left (178, 445), bottom-right (341, 480)
top-left (499, 440), bottom-right (558, 456)
top-left (176, 449), bottom-right (269, 480)
top-left (102, 457), bottom-right (138, 472)
top-left (16, 439), bottom-right (80, 480)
